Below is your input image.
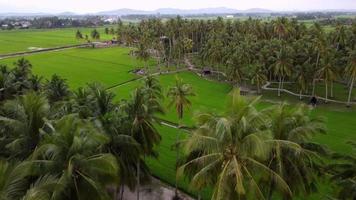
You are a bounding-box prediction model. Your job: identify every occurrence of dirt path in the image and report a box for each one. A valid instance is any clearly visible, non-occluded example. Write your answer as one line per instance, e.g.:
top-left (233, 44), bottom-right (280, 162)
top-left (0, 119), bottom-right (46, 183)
top-left (121, 177), bottom-right (195, 200)
top-left (262, 81), bottom-right (356, 105)
top-left (0, 43), bottom-right (91, 59)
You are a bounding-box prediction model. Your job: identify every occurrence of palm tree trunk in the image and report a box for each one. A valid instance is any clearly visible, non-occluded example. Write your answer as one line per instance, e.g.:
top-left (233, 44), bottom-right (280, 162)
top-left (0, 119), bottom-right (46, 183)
top-left (169, 37), bottom-right (173, 67)
top-left (267, 181), bottom-right (275, 200)
top-left (347, 77), bottom-right (355, 107)
top-left (278, 76), bottom-right (282, 97)
top-left (120, 185), bottom-right (125, 200)
top-left (114, 185), bottom-right (118, 200)
top-left (174, 117), bottom-right (183, 198)
top-left (312, 52), bottom-right (320, 96)
top-left (299, 90), bottom-right (302, 100)
top-left (312, 78), bottom-right (316, 96)
top-left (174, 128), bottom-right (180, 197)
top-left (136, 161), bottom-right (140, 200)
top-left (157, 57), bottom-right (161, 73)
top-left (281, 76), bottom-right (285, 91)
top-left (325, 80), bottom-right (328, 103)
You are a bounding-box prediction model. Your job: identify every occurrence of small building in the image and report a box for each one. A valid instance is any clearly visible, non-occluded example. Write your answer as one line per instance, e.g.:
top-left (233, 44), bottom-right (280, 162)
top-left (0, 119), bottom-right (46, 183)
top-left (92, 42), bottom-right (108, 48)
top-left (239, 86), bottom-right (251, 96)
top-left (202, 67), bottom-right (212, 75)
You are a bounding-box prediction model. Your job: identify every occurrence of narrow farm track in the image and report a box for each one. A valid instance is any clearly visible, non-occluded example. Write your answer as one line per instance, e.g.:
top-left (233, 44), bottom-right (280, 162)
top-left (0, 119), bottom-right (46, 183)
top-left (106, 68), bottom-right (189, 90)
top-left (0, 43), bottom-right (91, 59)
top-left (262, 81), bottom-right (356, 105)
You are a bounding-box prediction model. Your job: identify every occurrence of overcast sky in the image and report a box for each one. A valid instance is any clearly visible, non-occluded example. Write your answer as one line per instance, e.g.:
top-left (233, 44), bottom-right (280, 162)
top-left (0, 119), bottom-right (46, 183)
top-left (0, 0), bottom-right (356, 13)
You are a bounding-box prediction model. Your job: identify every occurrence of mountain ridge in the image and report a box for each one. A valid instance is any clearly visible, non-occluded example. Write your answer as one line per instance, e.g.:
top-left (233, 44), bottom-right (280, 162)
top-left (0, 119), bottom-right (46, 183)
top-left (1, 7), bottom-right (356, 17)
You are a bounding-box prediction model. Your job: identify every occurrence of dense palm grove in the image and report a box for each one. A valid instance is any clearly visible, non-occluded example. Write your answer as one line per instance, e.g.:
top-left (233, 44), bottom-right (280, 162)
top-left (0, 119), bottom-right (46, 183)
top-left (0, 58), bottom-right (354, 200)
top-left (0, 18), bottom-right (356, 200)
top-left (0, 58), bottom-right (163, 199)
top-left (116, 17), bottom-right (356, 105)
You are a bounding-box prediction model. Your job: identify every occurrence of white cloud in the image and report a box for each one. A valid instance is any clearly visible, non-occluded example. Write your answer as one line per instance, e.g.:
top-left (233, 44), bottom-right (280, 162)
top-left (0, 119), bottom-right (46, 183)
top-left (0, 0), bottom-right (355, 13)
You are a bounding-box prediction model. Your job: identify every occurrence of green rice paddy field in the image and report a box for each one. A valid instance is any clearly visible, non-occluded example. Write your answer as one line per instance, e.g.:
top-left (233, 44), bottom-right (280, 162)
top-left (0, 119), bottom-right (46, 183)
top-left (0, 27), bottom-right (113, 54)
top-left (0, 45), bottom-right (355, 199)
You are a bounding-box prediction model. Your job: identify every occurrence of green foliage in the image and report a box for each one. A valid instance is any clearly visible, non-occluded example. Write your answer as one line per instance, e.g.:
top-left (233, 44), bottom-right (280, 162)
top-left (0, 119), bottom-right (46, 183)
top-left (0, 27), bottom-right (112, 54)
top-left (167, 76), bottom-right (195, 120)
top-left (45, 74), bottom-right (71, 103)
top-left (91, 29), bottom-right (100, 40)
top-left (329, 142), bottom-right (356, 199)
top-left (0, 58), bottom-right (165, 199)
top-left (0, 92), bottom-right (49, 159)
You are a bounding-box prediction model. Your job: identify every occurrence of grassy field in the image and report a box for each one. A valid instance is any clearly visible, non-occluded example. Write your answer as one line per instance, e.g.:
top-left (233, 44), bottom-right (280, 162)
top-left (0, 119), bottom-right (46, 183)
top-left (1, 46), bottom-right (355, 199)
top-left (0, 27), bottom-right (114, 54)
top-left (0, 46), bottom-right (157, 88)
top-left (114, 72), bottom-right (356, 199)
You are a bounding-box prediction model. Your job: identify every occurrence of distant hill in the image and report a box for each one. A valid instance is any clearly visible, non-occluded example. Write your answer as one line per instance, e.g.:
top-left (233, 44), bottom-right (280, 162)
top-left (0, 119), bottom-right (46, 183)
top-left (1, 7), bottom-right (356, 17)
top-left (0, 12), bottom-right (52, 17)
top-left (155, 7), bottom-right (240, 15)
top-left (97, 8), bottom-right (151, 16)
top-left (243, 8), bottom-right (273, 13)
top-left (96, 7), bottom-right (271, 16)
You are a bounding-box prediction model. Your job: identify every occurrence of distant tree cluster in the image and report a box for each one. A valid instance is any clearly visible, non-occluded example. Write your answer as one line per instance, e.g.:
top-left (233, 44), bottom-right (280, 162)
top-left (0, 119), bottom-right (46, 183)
top-left (116, 16), bottom-right (356, 105)
top-left (0, 16), bottom-right (112, 30)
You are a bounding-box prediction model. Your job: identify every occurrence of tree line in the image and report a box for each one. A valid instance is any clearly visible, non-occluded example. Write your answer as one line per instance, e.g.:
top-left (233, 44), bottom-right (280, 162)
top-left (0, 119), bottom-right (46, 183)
top-left (115, 17), bottom-right (356, 105)
top-left (0, 16), bottom-right (112, 30)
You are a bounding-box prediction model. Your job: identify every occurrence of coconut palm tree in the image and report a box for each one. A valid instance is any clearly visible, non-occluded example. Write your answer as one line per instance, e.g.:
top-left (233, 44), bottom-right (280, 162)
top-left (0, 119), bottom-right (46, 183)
top-left (28, 75), bottom-right (43, 92)
top-left (167, 76), bottom-right (194, 122)
top-left (178, 88), bottom-right (291, 200)
top-left (0, 161), bottom-right (30, 200)
top-left (345, 50), bottom-right (356, 106)
top-left (264, 103), bottom-right (327, 199)
top-left (32, 115), bottom-right (119, 200)
top-left (45, 74), bottom-right (70, 103)
top-left (88, 83), bottom-right (115, 117)
top-left (182, 37), bottom-right (193, 59)
top-left (75, 30), bottom-right (83, 40)
top-left (136, 43), bottom-right (150, 71)
top-left (0, 92), bottom-right (49, 159)
top-left (250, 63), bottom-right (267, 94)
top-left (71, 87), bottom-right (95, 119)
top-left (12, 58), bottom-right (32, 93)
top-left (0, 66), bottom-right (16, 101)
top-left (21, 174), bottom-right (60, 200)
top-left (167, 76), bottom-right (194, 197)
top-left (328, 142), bottom-right (356, 199)
top-left (274, 18), bottom-right (289, 40)
top-left (295, 61), bottom-right (309, 100)
top-left (271, 47), bottom-right (292, 97)
top-left (91, 29), bottom-right (100, 40)
top-left (122, 88), bottom-right (162, 200)
top-left (317, 51), bottom-right (338, 103)
top-left (226, 52), bottom-right (244, 85)
top-left (12, 58), bottom-right (32, 81)
top-left (310, 23), bottom-right (326, 95)
top-left (100, 110), bottom-right (148, 200)
top-left (123, 88), bottom-right (161, 156)
top-left (142, 75), bottom-right (163, 101)
top-left (333, 24), bottom-right (347, 51)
